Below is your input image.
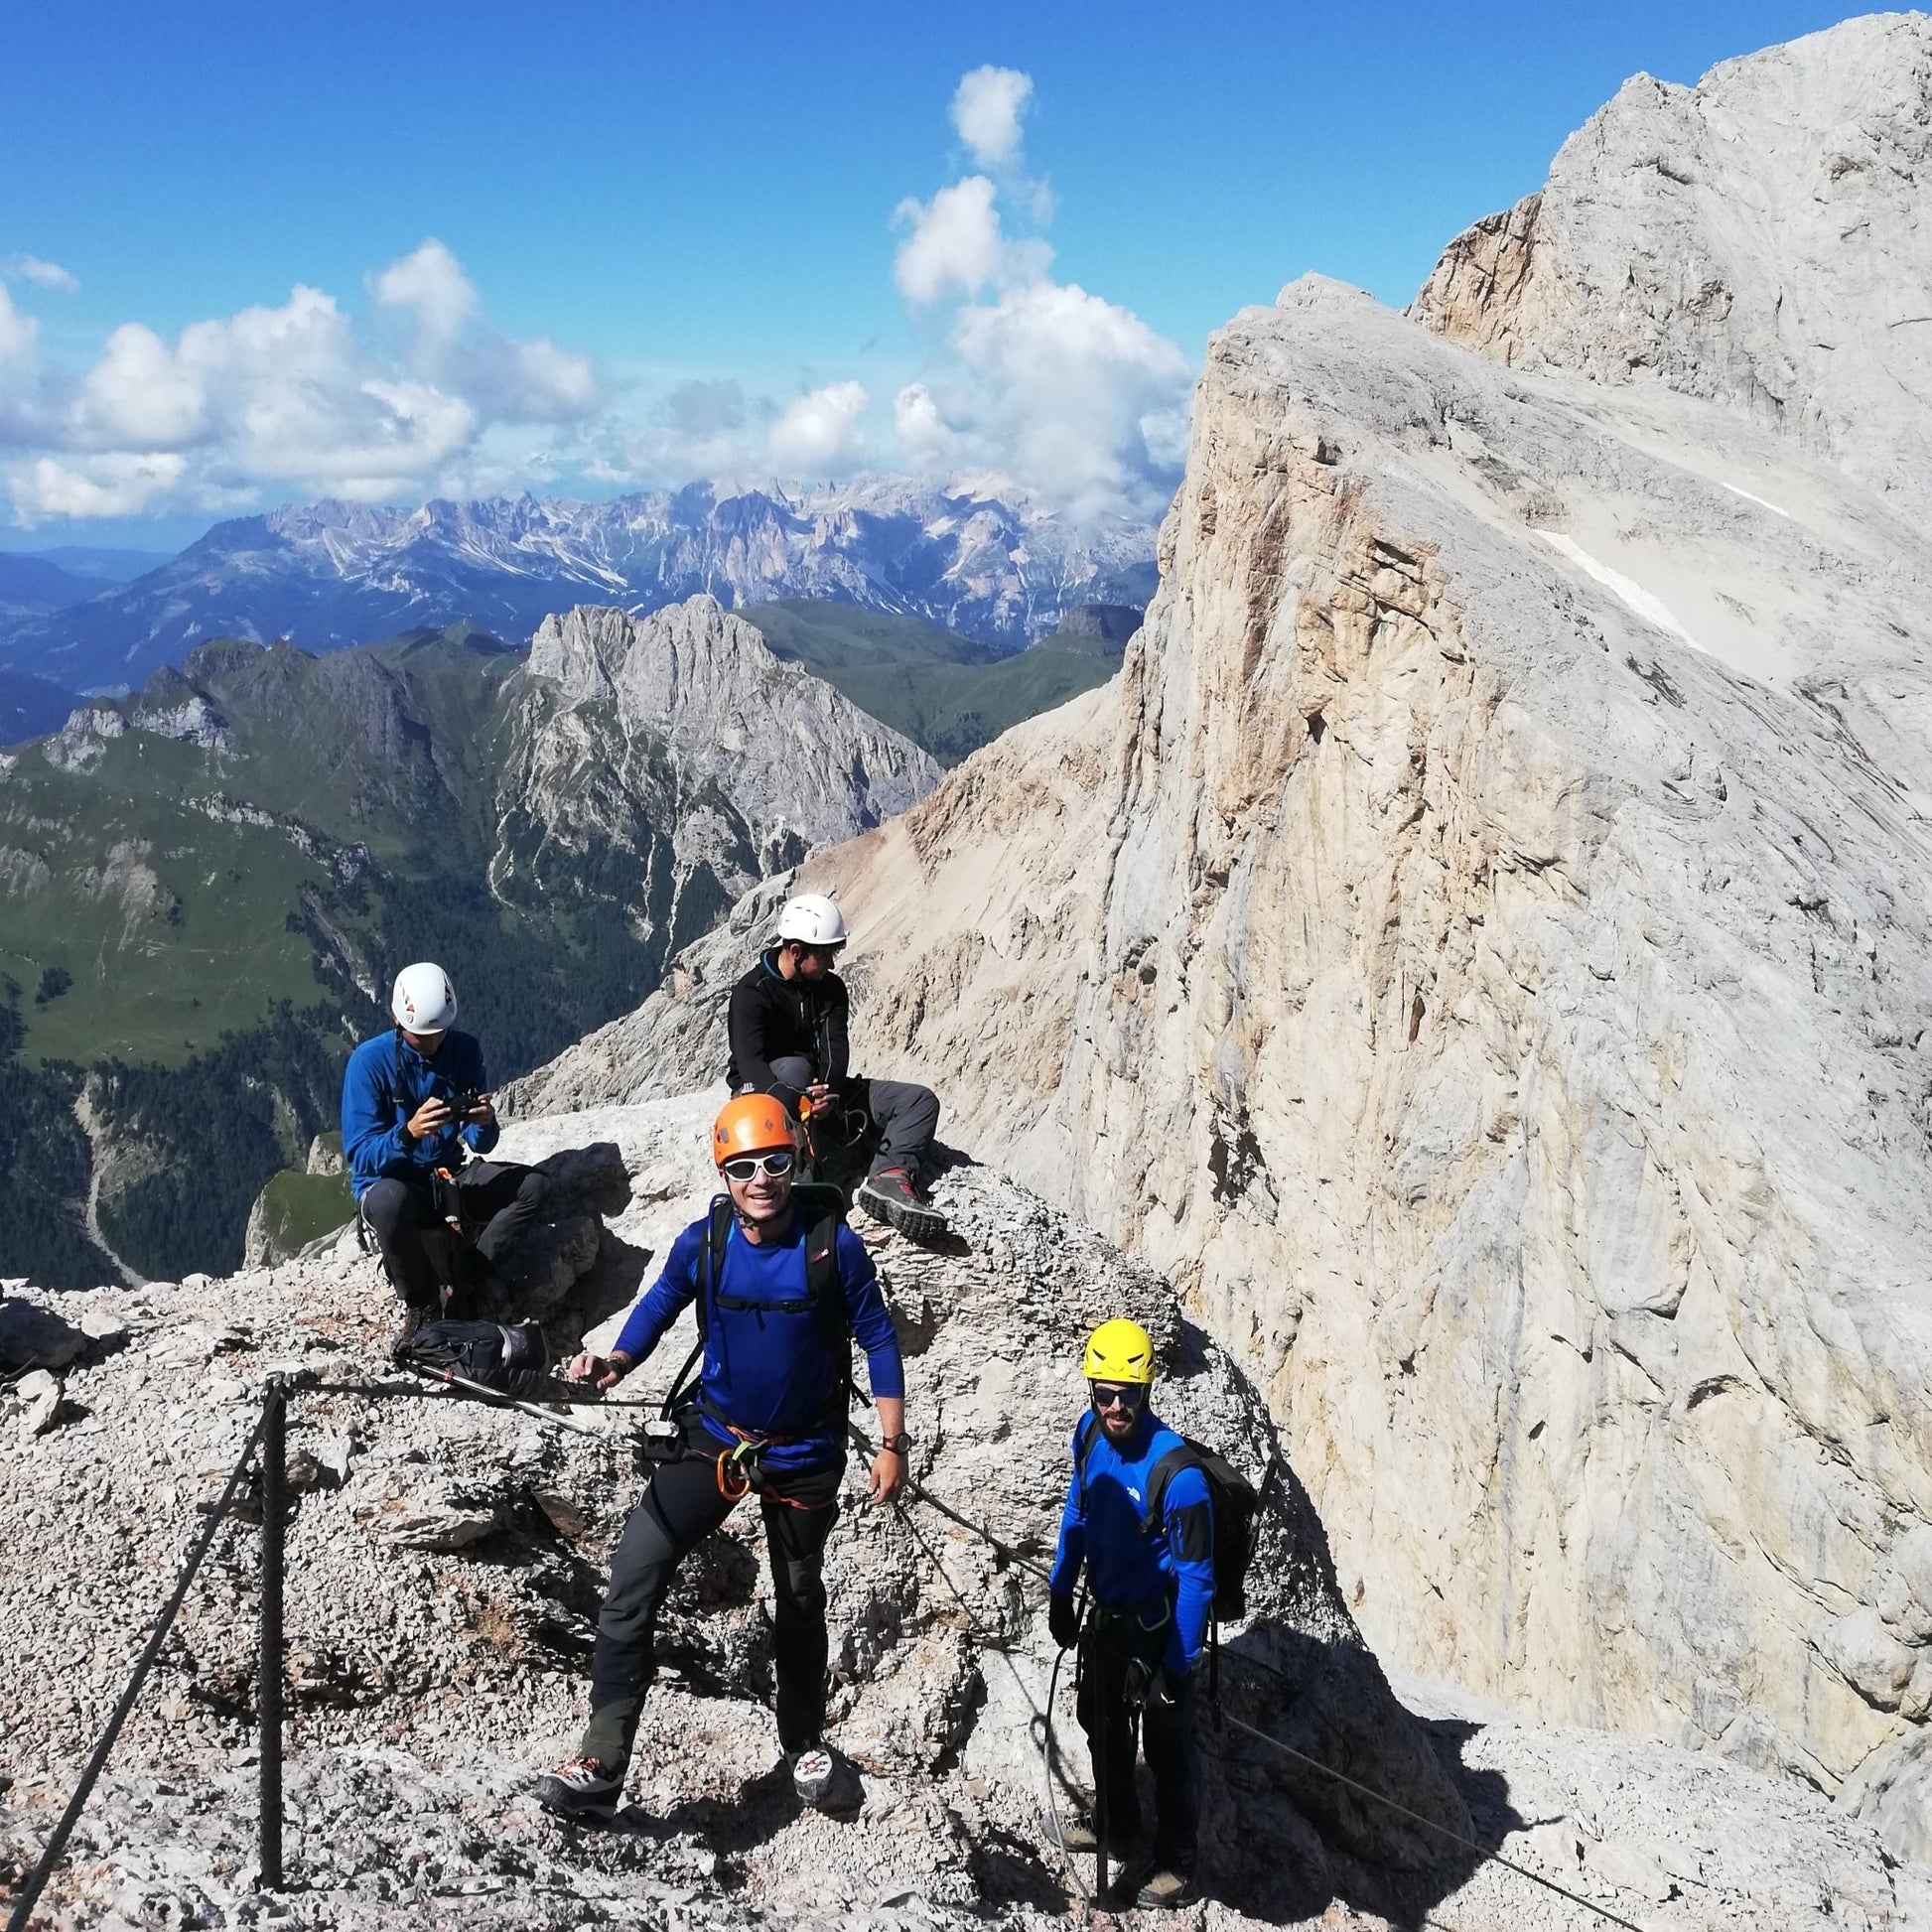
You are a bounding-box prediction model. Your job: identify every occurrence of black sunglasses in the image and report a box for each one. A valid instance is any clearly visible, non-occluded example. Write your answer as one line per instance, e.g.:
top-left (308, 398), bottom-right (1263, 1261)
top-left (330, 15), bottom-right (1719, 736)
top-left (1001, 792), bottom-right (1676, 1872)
top-left (721, 1150), bottom-right (795, 1181)
top-left (1089, 1383), bottom-right (1146, 1411)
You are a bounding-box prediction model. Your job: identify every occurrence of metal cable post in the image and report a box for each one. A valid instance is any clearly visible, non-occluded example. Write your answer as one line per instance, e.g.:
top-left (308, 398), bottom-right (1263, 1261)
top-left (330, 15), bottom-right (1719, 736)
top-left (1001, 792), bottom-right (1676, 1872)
top-left (258, 1375), bottom-right (287, 1892)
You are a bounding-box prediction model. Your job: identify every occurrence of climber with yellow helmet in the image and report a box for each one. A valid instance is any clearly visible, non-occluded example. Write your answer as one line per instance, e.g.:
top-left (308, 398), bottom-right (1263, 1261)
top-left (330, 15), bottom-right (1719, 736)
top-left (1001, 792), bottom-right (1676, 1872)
top-left (1044, 1317), bottom-right (1213, 1910)
top-left (534, 1092), bottom-right (907, 1821)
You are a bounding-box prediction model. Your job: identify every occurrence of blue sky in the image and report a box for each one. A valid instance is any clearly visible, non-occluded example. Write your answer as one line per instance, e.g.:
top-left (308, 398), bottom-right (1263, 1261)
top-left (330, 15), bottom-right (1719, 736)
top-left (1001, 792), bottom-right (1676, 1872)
top-left (0, 0), bottom-right (1874, 549)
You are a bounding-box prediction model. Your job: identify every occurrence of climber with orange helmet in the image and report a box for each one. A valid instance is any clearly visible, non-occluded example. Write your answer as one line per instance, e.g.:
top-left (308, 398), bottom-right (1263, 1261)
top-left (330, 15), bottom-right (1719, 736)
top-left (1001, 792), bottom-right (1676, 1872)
top-left (725, 890), bottom-right (948, 1240)
top-left (1044, 1318), bottom-right (1213, 1910)
top-left (535, 1092), bottom-right (907, 1821)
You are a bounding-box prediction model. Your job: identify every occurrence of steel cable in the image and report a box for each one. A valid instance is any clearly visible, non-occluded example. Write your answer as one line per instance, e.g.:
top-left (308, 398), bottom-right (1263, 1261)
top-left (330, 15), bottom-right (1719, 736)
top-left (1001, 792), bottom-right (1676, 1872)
top-left (6, 1412), bottom-right (269, 1932)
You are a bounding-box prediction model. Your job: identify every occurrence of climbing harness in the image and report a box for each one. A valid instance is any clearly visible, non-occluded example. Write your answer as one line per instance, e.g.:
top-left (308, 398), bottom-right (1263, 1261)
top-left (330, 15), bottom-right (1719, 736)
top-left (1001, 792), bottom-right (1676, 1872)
top-left (708, 1423), bottom-right (833, 1511)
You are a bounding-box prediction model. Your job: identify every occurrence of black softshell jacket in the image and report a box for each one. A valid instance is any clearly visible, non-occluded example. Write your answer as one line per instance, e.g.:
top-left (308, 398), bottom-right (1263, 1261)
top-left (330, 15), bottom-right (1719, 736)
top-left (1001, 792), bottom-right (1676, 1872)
top-left (725, 951), bottom-right (851, 1108)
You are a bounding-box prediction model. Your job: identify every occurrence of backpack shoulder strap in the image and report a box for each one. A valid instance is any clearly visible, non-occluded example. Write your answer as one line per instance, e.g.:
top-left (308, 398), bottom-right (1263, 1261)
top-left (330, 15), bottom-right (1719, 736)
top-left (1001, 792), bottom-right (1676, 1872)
top-left (804, 1212), bottom-right (843, 1324)
top-left (697, 1194), bottom-right (734, 1341)
top-left (1075, 1410), bottom-right (1101, 1511)
top-left (1145, 1437), bottom-right (1201, 1527)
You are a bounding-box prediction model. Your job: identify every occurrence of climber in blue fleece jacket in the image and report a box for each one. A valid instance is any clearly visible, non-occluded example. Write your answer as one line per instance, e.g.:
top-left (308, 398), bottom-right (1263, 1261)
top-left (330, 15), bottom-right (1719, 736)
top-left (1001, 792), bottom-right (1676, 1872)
top-left (1046, 1317), bottom-right (1214, 1908)
top-left (341, 962), bottom-right (546, 1313)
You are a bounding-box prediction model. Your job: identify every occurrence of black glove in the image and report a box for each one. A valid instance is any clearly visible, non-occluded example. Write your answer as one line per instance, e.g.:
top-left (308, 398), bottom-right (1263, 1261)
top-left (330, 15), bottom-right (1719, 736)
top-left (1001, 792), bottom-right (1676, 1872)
top-left (1149, 1664), bottom-right (1186, 1710)
top-left (1048, 1593), bottom-right (1080, 1650)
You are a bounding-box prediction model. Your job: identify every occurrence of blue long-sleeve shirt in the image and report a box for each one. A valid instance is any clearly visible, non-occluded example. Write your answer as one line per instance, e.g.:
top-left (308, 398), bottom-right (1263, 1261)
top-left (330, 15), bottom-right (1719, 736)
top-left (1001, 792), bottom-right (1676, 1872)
top-left (341, 1029), bottom-right (499, 1199)
top-left (1048, 1408), bottom-right (1215, 1674)
top-left (614, 1204), bottom-right (903, 1473)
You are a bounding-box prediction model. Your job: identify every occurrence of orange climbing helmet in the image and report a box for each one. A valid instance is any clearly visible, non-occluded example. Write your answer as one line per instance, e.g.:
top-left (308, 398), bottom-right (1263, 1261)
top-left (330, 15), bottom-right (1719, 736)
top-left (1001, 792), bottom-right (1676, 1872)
top-left (712, 1093), bottom-right (796, 1167)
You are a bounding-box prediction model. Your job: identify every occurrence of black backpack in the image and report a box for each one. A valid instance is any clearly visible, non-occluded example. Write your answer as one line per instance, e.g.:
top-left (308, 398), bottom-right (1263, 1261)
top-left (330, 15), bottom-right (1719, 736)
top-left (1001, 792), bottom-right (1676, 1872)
top-left (1076, 1414), bottom-right (1268, 1621)
top-left (660, 1183), bottom-right (861, 1425)
top-left (396, 1317), bottom-right (550, 1400)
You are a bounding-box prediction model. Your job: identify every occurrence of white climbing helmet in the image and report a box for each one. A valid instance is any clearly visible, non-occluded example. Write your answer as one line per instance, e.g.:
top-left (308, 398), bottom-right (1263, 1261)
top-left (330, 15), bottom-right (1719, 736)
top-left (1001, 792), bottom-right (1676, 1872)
top-left (391, 962), bottom-right (458, 1035)
top-left (775, 893), bottom-right (847, 950)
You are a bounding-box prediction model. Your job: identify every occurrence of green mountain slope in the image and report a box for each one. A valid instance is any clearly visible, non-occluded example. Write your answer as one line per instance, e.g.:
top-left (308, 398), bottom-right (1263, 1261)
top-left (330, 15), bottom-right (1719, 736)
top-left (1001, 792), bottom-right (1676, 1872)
top-left (746, 598), bottom-right (1127, 763)
top-left (0, 597), bottom-right (1125, 1284)
top-left (0, 623), bottom-right (666, 1283)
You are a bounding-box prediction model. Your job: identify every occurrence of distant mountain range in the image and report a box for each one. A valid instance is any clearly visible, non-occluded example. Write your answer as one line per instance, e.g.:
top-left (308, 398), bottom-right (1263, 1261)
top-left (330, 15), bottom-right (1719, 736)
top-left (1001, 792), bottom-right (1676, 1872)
top-left (0, 480), bottom-right (1159, 692)
top-left (0, 545), bottom-right (171, 627)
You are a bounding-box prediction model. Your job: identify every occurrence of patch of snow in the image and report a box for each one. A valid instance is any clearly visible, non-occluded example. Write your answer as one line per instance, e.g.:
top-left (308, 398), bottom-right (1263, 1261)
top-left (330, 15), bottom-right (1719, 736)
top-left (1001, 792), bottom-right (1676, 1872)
top-left (1534, 528), bottom-right (1702, 652)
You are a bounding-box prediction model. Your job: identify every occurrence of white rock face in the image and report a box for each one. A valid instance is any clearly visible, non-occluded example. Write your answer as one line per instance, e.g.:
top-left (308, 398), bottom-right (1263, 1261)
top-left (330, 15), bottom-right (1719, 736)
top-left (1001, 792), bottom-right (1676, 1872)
top-left (516, 596), bottom-right (938, 853)
top-left (1413, 13), bottom-right (1932, 520)
top-left (489, 595), bottom-right (941, 980)
top-left (527, 17), bottom-right (1932, 1858)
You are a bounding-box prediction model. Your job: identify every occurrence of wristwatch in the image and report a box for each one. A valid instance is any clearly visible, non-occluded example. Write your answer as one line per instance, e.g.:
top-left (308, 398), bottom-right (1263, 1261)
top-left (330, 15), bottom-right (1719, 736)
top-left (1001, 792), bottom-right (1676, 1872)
top-left (880, 1432), bottom-right (912, 1455)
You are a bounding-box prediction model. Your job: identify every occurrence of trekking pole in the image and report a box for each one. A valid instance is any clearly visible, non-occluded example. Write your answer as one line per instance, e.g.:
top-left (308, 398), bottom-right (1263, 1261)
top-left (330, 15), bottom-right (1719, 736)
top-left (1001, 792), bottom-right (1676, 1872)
top-left (259, 1376), bottom-right (286, 1891)
top-left (310, 1372), bottom-right (606, 1438)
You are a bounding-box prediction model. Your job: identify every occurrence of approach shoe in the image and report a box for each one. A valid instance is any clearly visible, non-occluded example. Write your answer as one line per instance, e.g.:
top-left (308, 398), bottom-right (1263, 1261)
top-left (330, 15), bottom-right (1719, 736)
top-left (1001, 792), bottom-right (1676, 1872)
top-left (788, 1740), bottom-right (836, 1808)
top-left (533, 1754), bottom-right (623, 1819)
top-left (856, 1168), bottom-right (949, 1242)
top-left (389, 1304), bottom-right (431, 1356)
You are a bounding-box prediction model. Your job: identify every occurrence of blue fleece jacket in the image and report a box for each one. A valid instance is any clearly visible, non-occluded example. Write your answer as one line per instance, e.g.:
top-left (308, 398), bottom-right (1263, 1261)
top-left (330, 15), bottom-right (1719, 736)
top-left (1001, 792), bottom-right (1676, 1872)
top-left (613, 1203), bottom-right (904, 1474)
top-left (1047, 1408), bottom-right (1215, 1674)
top-left (341, 1029), bottom-right (499, 1199)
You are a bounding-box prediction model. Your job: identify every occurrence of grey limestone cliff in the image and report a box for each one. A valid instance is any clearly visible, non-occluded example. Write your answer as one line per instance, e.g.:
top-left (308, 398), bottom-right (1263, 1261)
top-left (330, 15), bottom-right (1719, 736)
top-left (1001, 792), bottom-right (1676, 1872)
top-left (512, 14), bottom-right (1932, 1866)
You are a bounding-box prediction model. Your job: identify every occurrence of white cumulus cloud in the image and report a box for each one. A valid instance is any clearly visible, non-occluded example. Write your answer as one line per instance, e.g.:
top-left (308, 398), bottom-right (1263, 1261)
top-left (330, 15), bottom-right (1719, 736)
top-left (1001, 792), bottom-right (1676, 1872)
top-left (75, 322), bottom-right (208, 447)
top-left (767, 381), bottom-right (870, 477)
top-left (1, 242), bottom-right (602, 522)
top-left (0, 285), bottom-right (40, 363)
top-left (889, 69), bottom-right (1193, 524)
top-left (9, 452), bottom-right (190, 520)
top-left (894, 177), bottom-right (1007, 305)
top-left (948, 280), bottom-right (1191, 521)
top-left (372, 237), bottom-right (480, 345)
top-left (893, 381), bottom-right (959, 473)
top-left (9, 256), bottom-right (80, 295)
top-left (952, 67), bottom-right (1034, 170)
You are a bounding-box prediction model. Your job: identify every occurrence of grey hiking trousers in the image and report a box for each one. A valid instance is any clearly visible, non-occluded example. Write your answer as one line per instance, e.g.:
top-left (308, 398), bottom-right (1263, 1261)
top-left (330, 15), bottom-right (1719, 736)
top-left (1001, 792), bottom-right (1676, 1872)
top-left (767, 1055), bottom-right (939, 1180)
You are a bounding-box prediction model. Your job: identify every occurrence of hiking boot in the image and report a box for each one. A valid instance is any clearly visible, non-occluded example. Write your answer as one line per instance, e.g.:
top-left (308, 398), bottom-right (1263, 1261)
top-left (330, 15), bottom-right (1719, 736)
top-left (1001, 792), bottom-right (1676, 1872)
top-left (390, 1305), bottom-right (432, 1355)
top-left (533, 1755), bottom-right (623, 1819)
top-left (857, 1169), bottom-right (948, 1242)
top-left (1043, 1808), bottom-right (1136, 1857)
top-left (1115, 1861), bottom-right (1197, 1910)
top-left (788, 1740), bottom-right (836, 1808)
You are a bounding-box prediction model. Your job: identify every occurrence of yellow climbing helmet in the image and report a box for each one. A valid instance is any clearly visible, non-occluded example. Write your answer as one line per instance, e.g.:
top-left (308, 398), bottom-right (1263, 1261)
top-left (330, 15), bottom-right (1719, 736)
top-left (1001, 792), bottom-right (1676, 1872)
top-left (1082, 1317), bottom-right (1155, 1386)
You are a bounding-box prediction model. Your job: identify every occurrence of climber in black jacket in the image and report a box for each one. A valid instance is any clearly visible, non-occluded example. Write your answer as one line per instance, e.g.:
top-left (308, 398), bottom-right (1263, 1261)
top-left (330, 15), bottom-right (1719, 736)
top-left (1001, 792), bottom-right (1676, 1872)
top-left (726, 892), bottom-right (947, 1240)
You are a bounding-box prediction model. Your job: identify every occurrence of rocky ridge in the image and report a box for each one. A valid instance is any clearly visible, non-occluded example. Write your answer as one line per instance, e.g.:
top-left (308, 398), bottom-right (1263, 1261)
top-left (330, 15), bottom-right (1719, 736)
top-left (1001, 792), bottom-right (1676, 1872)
top-left (514, 13), bottom-right (1932, 1866)
top-left (508, 599), bottom-right (938, 881)
top-left (1413, 12), bottom-right (1932, 520)
top-left (4, 1098), bottom-right (1927, 1929)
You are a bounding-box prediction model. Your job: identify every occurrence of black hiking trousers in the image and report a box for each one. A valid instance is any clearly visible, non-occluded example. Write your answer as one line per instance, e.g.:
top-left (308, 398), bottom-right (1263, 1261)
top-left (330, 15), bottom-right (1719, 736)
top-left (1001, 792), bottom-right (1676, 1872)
top-left (361, 1161), bottom-right (548, 1309)
top-left (581, 1446), bottom-right (843, 1772)
top-left (766, 1053), bottom-right (940, 1182)
top-left (1079, 1610), bottom-right (1200, 1876)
